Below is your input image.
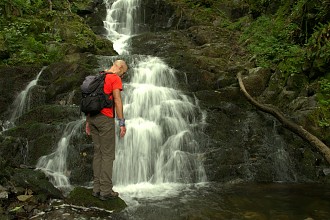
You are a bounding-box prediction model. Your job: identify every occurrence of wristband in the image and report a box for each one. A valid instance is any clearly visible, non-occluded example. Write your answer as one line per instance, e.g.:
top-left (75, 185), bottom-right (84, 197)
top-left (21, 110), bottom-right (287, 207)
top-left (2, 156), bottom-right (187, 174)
top-left (118, 118), bottom-right (125, 127)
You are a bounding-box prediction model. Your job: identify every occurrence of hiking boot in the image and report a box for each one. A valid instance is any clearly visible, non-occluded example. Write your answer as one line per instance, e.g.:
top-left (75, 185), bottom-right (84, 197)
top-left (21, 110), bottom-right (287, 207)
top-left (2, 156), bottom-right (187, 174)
top-left (99, 191), bottom-right (119, 200)
top-left (92, 192), bottom-right (100, 198)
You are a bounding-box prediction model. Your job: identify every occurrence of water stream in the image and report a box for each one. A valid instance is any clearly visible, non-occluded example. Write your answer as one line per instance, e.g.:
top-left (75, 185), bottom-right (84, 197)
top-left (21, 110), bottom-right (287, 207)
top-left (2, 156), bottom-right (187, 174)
top-left (36, 119), bottom-right (84, 191)
top-left (113, 56), bottom-right (207, 185)
top-left (102, 0), bottom-right (207, 189)
top-left (1, 66), bottom-right (47, 131)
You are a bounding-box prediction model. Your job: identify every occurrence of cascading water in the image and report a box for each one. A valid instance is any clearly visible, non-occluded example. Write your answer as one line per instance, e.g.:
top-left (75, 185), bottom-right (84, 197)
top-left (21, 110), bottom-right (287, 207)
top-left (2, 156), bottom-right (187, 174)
top-left (114, 57), bottom-right (207, 185)
top-left (269, 119), bottom-right (297, 182)
top-left (36, 119), bottom-right (84, 190)
top-left (2, 66), bottom-right (46, 130)
top-left (103, 0), bottom-right (207, 188)
top-left (104, 0), bottom-right (141, 55)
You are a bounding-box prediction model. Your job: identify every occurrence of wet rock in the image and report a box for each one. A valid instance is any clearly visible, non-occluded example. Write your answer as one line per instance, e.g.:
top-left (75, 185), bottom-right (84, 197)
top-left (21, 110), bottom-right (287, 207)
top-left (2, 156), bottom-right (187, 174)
top-left (278, 89), bottom-right (298, 105)
top-left (1, 124), bottom-right (59, 167)
top-left (288, 96), bottom-right (318, 112)
top-left (323, 168), bottom-right (330, 176)
top-left (0, 136), bottom-right (28, 168)
top-left (68, 144), bottom-right (94, 185)
top-left (66, 187), bottom-right (127, 212)
top-left (286, 73), bottom-right (308, 91)
top-left (243, 211), bottom-right (267, 219)
top-left (11, 169), bottom-right (63, 200)
top-left (216, 71), bottom-right (237, 89)
top-left (0, 186), bottom-right (8, 199)
top-left (0, 66), bottom-right (41, 116)
top-left (242, 67), bottom-right (272, 97)
top-left (17, 105), bottom-right (80, 125)
top-left (142, 0), bottom-right (194, 31)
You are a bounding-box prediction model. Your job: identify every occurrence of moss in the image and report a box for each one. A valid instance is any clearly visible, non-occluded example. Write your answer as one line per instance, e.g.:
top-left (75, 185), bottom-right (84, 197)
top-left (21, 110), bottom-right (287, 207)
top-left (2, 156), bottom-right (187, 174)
top-left (0, 0), bottom-right (111, 65)
top-left (28, 133), bottom-right (58, 164)
top-left (1, 124), bottom-right (60, 167)
top-left (11, 168), bottom-right (63, 199)
top-left (95, 36), bottom-right (117, 55)
top-left (15, 105), bottom-right (80, 125)
top-left (66, 187), bottom-right (127, 212)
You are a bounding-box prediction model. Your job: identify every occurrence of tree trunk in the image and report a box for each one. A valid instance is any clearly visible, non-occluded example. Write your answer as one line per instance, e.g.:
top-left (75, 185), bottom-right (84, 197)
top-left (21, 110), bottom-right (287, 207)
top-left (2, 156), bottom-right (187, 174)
top-left (237, 71), bottom-right (330, 164)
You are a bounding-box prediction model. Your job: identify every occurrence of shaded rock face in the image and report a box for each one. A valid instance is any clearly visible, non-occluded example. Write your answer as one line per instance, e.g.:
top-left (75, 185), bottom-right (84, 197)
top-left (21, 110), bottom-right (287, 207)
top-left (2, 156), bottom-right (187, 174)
top-left (78, 0), bottom-right (108, 35)
top-left (11, 169), bottom-right (63, 199)
top-left (141, 0), bottom-right (198, 31)
top-left (0, 66), bottom-right (42, 116)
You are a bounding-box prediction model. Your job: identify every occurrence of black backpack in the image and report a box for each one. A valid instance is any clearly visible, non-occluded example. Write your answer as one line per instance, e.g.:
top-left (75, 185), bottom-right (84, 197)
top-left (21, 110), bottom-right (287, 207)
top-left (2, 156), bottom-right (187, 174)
top-left (80, 71), bottom-right (113, 115)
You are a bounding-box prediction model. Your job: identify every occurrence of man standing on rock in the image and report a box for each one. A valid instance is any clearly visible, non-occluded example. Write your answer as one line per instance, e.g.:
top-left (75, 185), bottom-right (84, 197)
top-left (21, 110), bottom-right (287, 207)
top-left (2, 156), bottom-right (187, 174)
top-left (85, 59), bottom-right (128, 200)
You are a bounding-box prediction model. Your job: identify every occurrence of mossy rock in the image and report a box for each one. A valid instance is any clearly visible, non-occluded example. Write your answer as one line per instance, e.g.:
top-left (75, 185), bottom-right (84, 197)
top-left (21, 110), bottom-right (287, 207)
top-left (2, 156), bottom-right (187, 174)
top-left (11, 168), bottom-right (63, 200)
top-left (66, 187), bottom-right (127, 212)
top-left (17, 105), bottom-right (80, 125)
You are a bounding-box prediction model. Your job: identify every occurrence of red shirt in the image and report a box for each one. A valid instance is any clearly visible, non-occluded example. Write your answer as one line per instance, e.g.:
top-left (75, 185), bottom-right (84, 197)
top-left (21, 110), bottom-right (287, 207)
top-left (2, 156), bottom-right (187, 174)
top-left (101, 73), bottom-right (123, 118)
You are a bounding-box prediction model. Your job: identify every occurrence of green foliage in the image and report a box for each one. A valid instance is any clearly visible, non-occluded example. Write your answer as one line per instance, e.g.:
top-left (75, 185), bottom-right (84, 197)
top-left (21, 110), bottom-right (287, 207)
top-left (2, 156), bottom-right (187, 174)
top-left (241, 0), bottom-right (330, 78)
top-left (316, 78), bottom-right (330, 127)
top-left (170, 0), bottom-right (220, 23)
top-left (0, 0), bottom-right (47, 17)
top-left (240, 0), bottom-right (330, 128)
top-left (0, 19), bottom-right (64, 65)
top-left (306, 22), bottom-right (330, 74)
top-left (227, 16), bottom-right (251, 30)
top-left (185, 0), bottom-right (214, 8)
top-left (0, 0), bottom-right (104, 65)
top-left (245, 0), bottom-right (283, 17)
top-left (240, 15), bottom-right (305, 75)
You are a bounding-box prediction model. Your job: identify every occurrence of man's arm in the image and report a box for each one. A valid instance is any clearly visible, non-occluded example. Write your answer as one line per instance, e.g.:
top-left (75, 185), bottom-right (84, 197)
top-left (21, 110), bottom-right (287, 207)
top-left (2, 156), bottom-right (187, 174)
top-left (113, 89), bottom-right (126, 138)
top-left (113, 89), bottom-right (124, 118)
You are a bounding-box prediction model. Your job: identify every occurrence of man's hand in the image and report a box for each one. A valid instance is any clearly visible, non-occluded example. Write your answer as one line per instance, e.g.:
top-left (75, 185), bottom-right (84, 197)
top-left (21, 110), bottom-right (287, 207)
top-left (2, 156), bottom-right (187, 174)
top-left (120, 126), bottom-right (126, 138)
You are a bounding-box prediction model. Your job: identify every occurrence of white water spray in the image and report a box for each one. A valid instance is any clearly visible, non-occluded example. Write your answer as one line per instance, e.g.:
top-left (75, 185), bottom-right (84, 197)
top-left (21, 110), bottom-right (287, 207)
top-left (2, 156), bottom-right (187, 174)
top-left (36, 119), bottom-right (84, 190)
top-left (103, 0), bottom-right (207, 187)
top-left (114, 57), bottom-right (206, 185)
top-left (104, 0), bottom-right (141, 54)
top-left (2, 66), bottom-right (46, 130)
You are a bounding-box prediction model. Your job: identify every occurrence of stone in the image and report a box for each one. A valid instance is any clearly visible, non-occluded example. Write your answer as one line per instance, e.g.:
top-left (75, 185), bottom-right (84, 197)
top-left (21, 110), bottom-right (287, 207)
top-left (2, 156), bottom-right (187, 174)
top-left (0, 191), bottom-right (8, 199)
top-left (11, 169), bottom-right (63, 200)
top-left (66, 187), bottom-right (127, 212)
top-left (242, 67), bottom-right (272, 96)
top-left (323, 168), bottom-right (330, 176)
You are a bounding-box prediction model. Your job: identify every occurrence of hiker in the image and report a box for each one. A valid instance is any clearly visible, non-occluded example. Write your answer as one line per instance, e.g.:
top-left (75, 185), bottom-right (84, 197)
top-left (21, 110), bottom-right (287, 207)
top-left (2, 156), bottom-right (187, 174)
top-left (85, 59), bottom-right (128, 200)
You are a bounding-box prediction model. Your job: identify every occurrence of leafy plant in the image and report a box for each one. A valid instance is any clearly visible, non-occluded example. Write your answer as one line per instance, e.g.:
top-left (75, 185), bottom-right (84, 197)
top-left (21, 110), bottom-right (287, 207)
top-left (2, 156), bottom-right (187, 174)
top-left (306, 22), bottom-right (330, 75)
top-left (241, 15), bottom-right (305, 76)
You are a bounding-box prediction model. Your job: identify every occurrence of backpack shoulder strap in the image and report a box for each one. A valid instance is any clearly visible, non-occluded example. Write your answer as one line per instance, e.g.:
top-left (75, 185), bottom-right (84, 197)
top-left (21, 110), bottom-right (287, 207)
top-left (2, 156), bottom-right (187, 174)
top-left (100, 71), bottom-right (114, 96)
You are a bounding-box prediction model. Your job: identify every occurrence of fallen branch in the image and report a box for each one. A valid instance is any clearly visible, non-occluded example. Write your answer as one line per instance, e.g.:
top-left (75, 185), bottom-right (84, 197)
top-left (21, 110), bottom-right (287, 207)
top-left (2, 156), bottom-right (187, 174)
top-left (237, 71), bottom-right (330, 164)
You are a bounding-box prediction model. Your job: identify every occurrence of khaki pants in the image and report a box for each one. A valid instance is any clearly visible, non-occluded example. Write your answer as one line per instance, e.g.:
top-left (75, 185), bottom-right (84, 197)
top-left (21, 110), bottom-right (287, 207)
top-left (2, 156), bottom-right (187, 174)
top-left (87, 113), bottom-right (115, 196)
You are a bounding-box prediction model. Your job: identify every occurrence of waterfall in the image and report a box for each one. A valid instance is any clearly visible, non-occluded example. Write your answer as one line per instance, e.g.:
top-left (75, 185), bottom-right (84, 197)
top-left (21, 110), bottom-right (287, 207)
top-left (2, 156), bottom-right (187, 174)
top-left (113, 56), bottom-right (206, 185)
top-left (270, 119), bottom-right (297, 182)
top-left (240, 113), bottom-right (298, 182)
top-left (104, 0), bottom-right (141, 55)
top-left (2, 66), bottom-right (47, 130)
top-left (36, 119), bottom-right (84, 190)
top-left (103, 0), bottom-right (207, 186)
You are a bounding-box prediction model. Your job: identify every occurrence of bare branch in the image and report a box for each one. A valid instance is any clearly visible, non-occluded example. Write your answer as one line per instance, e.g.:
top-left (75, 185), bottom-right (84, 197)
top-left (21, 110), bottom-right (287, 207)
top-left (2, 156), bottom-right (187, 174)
top-left (237, 71), bottom-right (330, 164)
